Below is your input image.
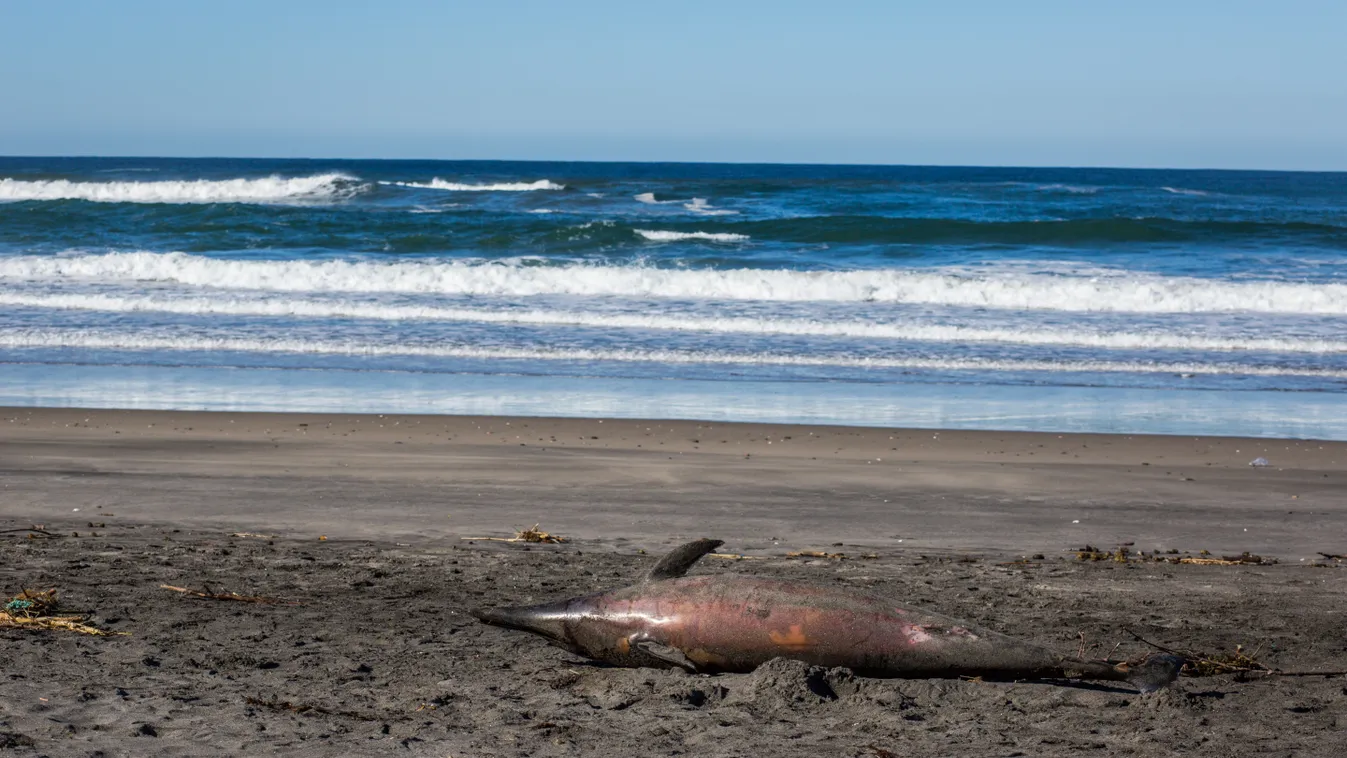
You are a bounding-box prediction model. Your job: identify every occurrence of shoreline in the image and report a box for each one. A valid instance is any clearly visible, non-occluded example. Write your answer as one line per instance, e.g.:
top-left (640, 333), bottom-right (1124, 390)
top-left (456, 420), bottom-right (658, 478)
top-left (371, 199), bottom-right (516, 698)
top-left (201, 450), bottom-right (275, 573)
top-left (7, 363), bottom-right (1347, 442)
top-left (4, 406), bottom-right (1344, 557)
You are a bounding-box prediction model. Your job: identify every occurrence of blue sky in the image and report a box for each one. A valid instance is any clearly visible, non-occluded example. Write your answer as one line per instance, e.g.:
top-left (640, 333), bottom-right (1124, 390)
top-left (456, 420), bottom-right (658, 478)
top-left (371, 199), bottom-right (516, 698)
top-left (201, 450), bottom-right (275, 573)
top-left (2, 1), bottom-right (1344, 169)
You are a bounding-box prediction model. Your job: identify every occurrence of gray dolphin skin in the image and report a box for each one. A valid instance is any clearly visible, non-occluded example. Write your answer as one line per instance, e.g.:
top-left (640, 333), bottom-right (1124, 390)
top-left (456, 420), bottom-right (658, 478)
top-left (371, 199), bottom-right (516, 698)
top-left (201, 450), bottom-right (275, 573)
top-left (474, 539), bottom-right (1184, 692)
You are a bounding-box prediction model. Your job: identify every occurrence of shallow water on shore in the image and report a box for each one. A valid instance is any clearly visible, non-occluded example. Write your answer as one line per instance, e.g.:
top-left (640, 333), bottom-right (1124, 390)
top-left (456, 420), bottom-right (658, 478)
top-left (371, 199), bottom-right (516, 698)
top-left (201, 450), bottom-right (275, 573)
top-left (3, 362), bottom-right (1345, 439)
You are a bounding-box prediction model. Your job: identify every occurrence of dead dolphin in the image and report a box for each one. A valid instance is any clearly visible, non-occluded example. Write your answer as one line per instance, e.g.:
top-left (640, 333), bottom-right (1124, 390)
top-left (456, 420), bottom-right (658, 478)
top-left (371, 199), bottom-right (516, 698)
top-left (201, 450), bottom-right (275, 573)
top-left (474, 538), bottom-right (1183, 692)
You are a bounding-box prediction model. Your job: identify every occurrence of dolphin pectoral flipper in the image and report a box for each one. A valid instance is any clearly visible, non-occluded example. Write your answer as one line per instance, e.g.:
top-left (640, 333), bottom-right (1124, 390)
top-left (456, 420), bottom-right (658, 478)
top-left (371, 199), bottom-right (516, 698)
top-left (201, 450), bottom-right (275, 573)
top-left (635, 639), bottom-right (700, 673)
top-left (643, 538), bottom-right (725, 582)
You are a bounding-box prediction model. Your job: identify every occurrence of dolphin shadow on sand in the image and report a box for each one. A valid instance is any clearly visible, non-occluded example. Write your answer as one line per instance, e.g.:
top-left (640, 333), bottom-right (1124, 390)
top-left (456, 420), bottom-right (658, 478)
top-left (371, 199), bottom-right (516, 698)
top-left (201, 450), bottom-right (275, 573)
top-left (475, 538), bottom-right (1184, 693)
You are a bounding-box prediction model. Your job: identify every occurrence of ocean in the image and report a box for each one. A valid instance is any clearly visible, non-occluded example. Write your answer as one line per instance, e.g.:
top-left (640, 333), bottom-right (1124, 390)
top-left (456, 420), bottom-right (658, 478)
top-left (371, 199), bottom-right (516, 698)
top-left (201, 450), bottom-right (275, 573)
top-left (2, 157), bottom-right (1345, 438)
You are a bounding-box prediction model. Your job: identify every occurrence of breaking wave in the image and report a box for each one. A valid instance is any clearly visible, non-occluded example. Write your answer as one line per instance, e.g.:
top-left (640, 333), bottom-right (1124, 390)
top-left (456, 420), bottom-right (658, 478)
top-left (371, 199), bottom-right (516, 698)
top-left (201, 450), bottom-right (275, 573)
top-left (683, 197), bottom-right (737, 215)
top-left (2, 328), bottom-right (1343, 379)
top-left (5, 252), bottom-right (1347, 314)
top-left (0, 174), bottom-right (359, 204)
top-left (635, 193), bottom-right (736, 215)
top-left (5, 291), bottom-right (1345, 353)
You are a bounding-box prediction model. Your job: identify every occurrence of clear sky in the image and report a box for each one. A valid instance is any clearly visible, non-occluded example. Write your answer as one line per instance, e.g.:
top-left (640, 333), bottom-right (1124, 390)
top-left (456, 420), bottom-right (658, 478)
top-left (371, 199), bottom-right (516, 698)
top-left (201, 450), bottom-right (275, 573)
top-left (2, 1), bottom-right (1344, 169)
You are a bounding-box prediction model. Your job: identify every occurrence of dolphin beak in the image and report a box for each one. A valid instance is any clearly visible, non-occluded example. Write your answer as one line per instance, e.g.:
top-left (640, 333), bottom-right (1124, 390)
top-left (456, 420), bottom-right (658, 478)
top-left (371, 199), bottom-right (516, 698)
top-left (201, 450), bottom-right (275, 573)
top-left (473, 601), bottom-right (572, 646)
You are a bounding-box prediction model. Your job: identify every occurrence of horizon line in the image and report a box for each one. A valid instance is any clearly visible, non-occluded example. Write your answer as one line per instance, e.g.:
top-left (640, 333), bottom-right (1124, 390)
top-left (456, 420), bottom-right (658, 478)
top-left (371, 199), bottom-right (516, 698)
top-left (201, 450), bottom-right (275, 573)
top-left (3, 153), bottom-right (1345, 176)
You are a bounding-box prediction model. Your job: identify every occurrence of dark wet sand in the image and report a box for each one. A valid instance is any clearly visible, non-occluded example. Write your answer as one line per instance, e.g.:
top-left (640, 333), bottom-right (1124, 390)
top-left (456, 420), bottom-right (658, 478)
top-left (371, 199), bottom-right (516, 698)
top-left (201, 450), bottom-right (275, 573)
top-left (2, 407), bottom-right (1345, 756)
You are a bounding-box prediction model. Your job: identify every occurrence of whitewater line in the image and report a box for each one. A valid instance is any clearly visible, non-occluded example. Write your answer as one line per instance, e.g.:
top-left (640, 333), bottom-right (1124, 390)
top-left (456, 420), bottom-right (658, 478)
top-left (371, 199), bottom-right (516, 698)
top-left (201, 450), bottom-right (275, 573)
top-left (379, 179), bottom-right (564, 191)
top-left (0, 174), bottom-right (359, 204)
top-left (1, 329), bottom-right (1344, 379)
top-left (635, 230), bottom-right (750, 242)
top-left (3, 291), bottom-right (1344, 354)
top-left (4, 251), bottom-right (1347, 314)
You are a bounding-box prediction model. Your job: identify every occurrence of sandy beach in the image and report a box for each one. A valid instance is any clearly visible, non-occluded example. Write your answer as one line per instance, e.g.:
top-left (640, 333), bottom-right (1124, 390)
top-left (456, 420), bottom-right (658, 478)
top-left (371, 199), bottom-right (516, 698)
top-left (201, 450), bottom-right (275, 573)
top-left (3, 407), bottom-right (1346, 756)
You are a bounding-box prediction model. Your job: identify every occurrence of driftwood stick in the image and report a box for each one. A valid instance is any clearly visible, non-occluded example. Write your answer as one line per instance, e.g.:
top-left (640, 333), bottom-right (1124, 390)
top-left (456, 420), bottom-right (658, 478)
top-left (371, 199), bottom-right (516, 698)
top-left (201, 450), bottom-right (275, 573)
top-left (160, 585), bottom-right (298, 605)
top-left (1126, 629), bottom-right (1186, 657)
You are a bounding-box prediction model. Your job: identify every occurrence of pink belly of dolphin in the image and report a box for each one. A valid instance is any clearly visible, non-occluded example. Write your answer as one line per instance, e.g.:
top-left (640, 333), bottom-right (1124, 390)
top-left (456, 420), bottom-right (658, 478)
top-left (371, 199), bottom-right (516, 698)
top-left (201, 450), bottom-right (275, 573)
top-left (589, 575), bottom-right (1038, 676)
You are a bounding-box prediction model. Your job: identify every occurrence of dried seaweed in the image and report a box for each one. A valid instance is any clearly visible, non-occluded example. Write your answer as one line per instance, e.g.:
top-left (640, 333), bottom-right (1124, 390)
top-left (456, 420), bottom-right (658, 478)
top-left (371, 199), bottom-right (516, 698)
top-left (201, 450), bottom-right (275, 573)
top-left (1176, 553), bottom-right (1277, 566)
top-left (461, 524), bottom-right (568, 544)
top-left (0, 588), bottom-right (125, 636)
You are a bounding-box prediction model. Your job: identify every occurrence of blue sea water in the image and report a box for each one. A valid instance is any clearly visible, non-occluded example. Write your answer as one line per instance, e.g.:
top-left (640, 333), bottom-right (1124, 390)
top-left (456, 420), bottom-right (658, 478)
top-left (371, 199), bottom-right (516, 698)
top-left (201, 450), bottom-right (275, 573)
top-left (1, 157), bottom-right (1345, 437)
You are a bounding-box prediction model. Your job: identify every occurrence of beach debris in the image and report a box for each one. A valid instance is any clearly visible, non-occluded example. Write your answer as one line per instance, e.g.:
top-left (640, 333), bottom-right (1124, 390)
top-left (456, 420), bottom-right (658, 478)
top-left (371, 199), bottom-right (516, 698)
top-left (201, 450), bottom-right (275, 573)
top-left (0, 525), bottom-right (57, 538)
top-left (0, 588), bottom-right (125, 636)
top-left (784, 548), bottom-right (880, 561)
top-left (230, 532), bottom-right (273, 539)
top-left (1249, 457), bottom-right (1270, 467)
top-left (1317, 552), bottom-right (1346, 561)
top-left (160, 584), bottom-right (299, 605)
top-left (4, 588), bottom-right (57, 617)
top-left (461, 524), bottom-right (568, 544)
top-left (707, 553), bottom-right (768, 561)
top-left (1127, 631), bottom-right (1347, 679)
top-left (1177, 552), bottom-right (1276, 566)
top-left (1075, 544), bottom-right (1136, 562)
top-left (1075, 545), bottom-right (1276, 566)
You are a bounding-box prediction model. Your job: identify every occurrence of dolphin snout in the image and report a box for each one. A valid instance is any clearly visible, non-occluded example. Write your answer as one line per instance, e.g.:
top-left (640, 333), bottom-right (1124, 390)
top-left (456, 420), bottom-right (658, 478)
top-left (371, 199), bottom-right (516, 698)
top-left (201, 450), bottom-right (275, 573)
top-left (473, 602), bottom-right (572, 645)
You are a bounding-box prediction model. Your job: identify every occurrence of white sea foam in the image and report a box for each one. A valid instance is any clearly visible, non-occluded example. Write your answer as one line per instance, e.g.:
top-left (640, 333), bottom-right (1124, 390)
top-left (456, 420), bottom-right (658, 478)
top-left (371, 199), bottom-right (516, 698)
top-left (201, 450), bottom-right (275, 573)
top-left (5, 291), bottom-right (1345, 354)
top-left (635, 193), bottom-right (736, 214)
top-left (3, 328), bottom-right (1344, 379)
top-left (0, 174), bottom-right (358, 204)
top-left (6, 252), bottom-right (1347, 315)
top-left (683, 197), bottom-right (738, 215)
top-left (383, 178), bottom-right (563, 191)
top-left (635, 230), bottom-right (749, 243)
top-left (1036, 184), bottom-right (1099, 194)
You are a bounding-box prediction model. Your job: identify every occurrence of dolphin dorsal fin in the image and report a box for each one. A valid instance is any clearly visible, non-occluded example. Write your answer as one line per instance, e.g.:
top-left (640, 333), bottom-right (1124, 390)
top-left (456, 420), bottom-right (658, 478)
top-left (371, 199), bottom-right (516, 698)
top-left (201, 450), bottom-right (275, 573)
top-left (644, 538), bottom-right (724, 582)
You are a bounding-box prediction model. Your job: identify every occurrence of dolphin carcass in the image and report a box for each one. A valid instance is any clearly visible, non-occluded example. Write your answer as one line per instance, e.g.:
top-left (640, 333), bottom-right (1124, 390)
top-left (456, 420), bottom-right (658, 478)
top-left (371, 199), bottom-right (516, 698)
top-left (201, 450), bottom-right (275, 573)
top-left (474, 539), bottom-right (1183, 692)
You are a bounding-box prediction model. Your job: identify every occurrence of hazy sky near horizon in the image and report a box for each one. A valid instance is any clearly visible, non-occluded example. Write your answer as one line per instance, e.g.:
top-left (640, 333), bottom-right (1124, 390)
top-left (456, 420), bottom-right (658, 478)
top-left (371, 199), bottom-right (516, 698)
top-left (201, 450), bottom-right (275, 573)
top-left (3, 1), bottom-right (1344, 169)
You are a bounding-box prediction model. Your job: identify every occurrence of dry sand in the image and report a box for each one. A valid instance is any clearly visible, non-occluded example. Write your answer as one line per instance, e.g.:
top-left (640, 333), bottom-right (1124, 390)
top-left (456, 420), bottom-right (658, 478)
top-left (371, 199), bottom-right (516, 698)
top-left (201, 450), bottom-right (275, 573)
top-left (2, 407), bottom-right (1345, 756)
